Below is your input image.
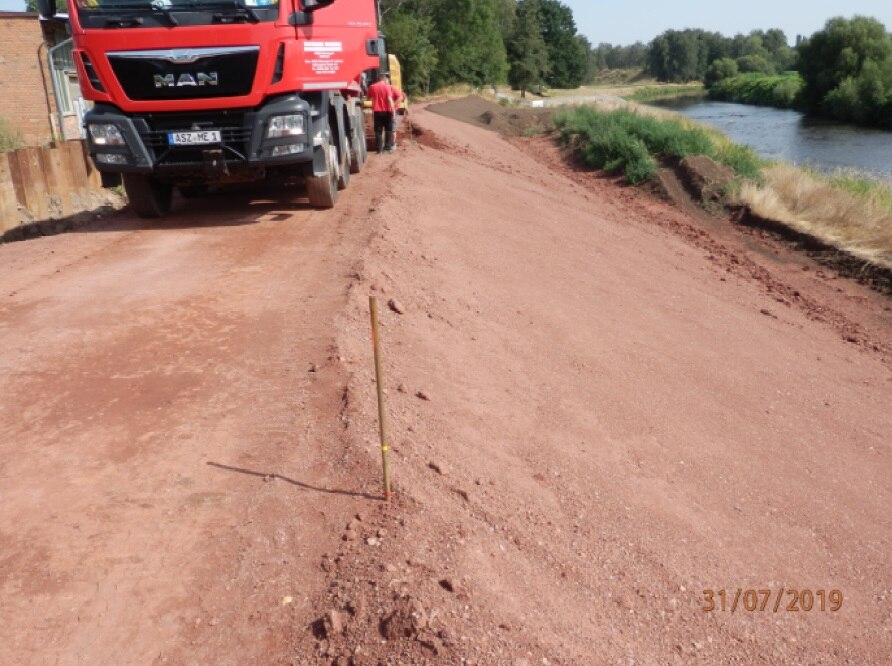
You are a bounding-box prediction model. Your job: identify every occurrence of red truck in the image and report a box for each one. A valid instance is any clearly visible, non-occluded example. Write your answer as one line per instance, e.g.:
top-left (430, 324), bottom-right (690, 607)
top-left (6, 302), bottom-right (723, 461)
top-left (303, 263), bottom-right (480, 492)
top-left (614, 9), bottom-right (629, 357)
top-left (38, 0), bottom-right (384, 216)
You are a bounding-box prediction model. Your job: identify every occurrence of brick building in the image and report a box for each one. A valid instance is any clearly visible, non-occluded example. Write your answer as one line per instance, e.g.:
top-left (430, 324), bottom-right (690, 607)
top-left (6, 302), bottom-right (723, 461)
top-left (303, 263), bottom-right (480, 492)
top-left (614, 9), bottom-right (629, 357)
top-left (0, 11), bottom-right (77, 146)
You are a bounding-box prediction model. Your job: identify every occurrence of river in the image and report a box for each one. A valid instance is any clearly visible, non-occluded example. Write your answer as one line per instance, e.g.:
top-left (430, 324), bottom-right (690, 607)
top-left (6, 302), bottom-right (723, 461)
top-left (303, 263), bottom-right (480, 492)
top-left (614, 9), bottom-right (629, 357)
top-left (649, 97), bottom-right (892, 180)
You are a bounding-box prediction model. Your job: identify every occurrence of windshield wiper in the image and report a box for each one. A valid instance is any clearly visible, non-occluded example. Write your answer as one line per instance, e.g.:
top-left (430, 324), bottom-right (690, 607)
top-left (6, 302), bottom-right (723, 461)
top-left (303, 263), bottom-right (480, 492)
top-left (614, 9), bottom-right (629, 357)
top-left (214, 0), bottom-right (260, 23)
top-left (151, 5), bottom-right (180, 25)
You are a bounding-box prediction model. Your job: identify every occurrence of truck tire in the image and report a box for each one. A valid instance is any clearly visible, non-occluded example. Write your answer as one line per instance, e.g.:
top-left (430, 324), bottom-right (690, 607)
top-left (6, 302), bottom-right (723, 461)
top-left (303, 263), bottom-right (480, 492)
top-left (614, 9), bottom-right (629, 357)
top-left (123, 174), bottom-right (173, 218)
top-left (306, 139), bottom-right (338, 209)
top-left (349, 115), bottom-right (366, 174)
top-left (337, 142), bottom-right (350, 191)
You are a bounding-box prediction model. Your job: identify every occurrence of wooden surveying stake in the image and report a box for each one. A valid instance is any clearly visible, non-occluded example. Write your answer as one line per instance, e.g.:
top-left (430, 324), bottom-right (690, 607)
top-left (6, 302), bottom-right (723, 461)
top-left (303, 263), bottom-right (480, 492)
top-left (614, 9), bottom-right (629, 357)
top-left (369, 296), bottom-right (392, 501)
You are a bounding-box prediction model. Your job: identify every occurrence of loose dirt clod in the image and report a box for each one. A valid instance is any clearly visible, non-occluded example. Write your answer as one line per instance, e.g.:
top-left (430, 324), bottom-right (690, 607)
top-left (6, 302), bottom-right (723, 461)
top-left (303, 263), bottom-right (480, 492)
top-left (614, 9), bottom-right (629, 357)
top-left (379, 598), bottom-right (428, 640)
top-left (323, 610), bottom-right (345, 637)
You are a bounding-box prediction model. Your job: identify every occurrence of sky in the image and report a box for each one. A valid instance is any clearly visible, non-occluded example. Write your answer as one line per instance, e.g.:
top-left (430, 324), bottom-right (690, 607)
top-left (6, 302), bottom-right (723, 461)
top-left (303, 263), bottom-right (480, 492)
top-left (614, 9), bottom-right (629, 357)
top-left (1, 0), bottom-right (891, 46)
top-left (562, 0), bottom-right (892, 46)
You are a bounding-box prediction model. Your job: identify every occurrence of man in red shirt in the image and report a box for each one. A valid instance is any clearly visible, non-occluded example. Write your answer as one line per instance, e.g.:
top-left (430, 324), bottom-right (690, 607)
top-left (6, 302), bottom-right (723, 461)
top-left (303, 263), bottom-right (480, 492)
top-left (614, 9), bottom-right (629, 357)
top-left (367, 73), bottom-right (405, 153)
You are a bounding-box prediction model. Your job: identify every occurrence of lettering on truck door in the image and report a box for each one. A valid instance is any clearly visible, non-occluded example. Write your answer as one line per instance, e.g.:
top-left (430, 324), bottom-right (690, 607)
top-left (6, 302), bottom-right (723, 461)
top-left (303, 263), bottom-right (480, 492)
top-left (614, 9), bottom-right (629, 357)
top-left (304, 41), bottom-right (345, 77)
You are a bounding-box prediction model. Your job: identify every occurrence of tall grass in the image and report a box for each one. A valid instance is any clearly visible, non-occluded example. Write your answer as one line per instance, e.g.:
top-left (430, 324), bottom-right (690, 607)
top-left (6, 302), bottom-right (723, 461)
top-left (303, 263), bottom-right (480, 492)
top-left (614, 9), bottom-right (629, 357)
top-left (624, 85), bottom-right (705, 103)
top-left (553, 106), bottom-right (763, 184)
top-left (0, 116), bottom-right (23, 153)
top-left (550, 101), bottom-right (891, 269)
top-left (738, 165), bottom-right (892, 268)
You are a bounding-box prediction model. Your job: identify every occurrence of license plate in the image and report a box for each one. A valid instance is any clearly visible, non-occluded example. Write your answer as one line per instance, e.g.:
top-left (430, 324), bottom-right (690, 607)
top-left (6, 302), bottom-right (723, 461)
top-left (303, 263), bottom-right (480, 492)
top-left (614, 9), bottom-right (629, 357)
top-left (167, 130), bottom-right (222, 146)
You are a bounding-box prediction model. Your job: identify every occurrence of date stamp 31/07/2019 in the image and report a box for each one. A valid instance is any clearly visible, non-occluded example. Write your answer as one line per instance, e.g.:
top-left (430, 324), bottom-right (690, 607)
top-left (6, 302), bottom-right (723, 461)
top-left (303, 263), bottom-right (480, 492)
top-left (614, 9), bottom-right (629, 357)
top-left (701, 588), bottom-right (843, 613)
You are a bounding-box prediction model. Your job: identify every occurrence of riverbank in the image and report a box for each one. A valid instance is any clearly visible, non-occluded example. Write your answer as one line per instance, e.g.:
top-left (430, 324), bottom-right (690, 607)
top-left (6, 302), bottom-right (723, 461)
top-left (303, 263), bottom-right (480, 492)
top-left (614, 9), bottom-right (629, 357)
top-left (324, 101), bottom-right (892, 664)
top-left (430, 95), bottom-right (892, 283)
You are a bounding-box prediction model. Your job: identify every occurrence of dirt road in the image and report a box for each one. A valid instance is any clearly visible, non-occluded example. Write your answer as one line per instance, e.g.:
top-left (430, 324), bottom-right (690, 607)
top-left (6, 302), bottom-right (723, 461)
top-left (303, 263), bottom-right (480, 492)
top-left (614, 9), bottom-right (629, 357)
top-left (2, 103), bottom-right (890, 665)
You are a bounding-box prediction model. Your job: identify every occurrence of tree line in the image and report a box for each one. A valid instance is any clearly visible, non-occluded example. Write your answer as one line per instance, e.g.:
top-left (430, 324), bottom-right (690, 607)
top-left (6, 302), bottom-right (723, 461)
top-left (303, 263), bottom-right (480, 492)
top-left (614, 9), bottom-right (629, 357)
top-left (380, 0), bottom-right (592, 96)
top-left (645, 18), bottom-right (892, 127)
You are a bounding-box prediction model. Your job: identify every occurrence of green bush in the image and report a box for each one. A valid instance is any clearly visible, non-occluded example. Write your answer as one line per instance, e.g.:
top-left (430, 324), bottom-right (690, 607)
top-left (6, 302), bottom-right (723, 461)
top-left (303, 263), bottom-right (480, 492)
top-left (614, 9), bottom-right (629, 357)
top-left (0, 116), bottom-right (23, 152)
top-left (708, 72), bottom-right (803, 108)
top-left (554, 106), bottom-right (764, 185)
top-left (704, 58), bottom-right (738, 88)
top-left (772, 77), bottom-right (800, 106)
top-left (736, 54), bottom-right (774, 75)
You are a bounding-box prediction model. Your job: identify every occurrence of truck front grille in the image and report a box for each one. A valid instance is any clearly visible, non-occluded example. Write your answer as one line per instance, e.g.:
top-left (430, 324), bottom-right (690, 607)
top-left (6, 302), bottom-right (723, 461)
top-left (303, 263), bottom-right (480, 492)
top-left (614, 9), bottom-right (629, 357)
top-left (133, 110), bottom-right (254, 167)
top-left (108, 46), bottom-right (259, 101)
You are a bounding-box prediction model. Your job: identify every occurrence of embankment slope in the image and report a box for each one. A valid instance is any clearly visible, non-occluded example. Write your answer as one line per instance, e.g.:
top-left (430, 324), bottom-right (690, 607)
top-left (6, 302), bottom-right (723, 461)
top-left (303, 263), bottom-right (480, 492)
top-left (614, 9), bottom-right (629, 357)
top-left (314, 105), bottom-right (892, 664)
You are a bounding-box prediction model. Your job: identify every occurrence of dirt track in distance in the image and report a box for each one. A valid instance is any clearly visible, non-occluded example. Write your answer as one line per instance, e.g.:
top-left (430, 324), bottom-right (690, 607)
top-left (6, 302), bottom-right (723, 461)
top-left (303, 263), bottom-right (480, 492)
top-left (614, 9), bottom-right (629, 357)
top-left (2, 98), bottom-right (891, 665)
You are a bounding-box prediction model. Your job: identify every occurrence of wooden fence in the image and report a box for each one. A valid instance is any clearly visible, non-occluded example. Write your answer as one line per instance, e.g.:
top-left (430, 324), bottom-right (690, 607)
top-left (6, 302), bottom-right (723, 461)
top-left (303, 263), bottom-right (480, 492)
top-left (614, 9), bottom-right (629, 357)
top-left (0, 140), bottom-right (105, 235)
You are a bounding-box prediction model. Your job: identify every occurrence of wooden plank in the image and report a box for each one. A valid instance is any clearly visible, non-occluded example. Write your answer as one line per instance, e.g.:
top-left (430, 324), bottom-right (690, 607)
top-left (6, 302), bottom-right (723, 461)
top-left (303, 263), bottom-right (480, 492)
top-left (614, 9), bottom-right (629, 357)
top-left (49, 144), bottom-right (76, 216)
top-left (0, 152), bottom-right (21, 234)
top-left (5, 150), bottom-right (26, 212)
top-left (62, 140), bottom-right (90, 210)
top-left (14, 147), bottom-right (50, 221)
top-left (38, 146), bottom-right (68, 218)
top-left (78, 140), bottom-right (103, 191)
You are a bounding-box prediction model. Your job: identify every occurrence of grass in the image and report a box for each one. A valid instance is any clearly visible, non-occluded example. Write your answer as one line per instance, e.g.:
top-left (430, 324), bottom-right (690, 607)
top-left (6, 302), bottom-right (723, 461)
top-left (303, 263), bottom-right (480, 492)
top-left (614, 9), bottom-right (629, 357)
top-left (552, 102), bottom-right (891, 268)
top-left (553, 105), bottom-right (764, 185)
top-left (738, 165), bottom-right (892, 269)
top-left (623, 84), bottom-right (705, 103)
top-left (825, 169), bottom-right (892, 210)
top-left (0, 116), bottom-right (24, 152)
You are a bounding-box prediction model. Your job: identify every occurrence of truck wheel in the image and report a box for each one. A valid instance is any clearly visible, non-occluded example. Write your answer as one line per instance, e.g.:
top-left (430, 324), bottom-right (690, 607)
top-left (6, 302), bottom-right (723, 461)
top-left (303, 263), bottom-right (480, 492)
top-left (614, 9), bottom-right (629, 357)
top-left (123, 174), bottom-right (173, 218)
top-left (306, 139), bottom-right (338, 209)
top-left (349, 117), bottom-right (366, 174)
top-left (337, 140), bottom-right (350, 191)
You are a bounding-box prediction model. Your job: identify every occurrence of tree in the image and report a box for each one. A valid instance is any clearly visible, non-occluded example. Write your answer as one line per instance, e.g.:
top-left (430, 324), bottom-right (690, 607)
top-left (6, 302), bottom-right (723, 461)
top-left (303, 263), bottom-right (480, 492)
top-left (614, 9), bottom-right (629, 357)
top-left (797, 16), bottom-right (892, 114)
top-left (507, 0), bottom-right (548, 96)
top-left (664, 30), bottom-right (701, 81)
top-left (736, 54), bottom-right (774, 74)
top-left (761, 29), bottom-right (796, 70)
top-left (382, 10), bottom-right (439, 95)
top-left (647, 29), bottom-right (714, 82)
top-left (704, 57), bottom-right (738, 88)
top-left (25, 0), bottom-right (66, 12)
top-left (492, 0), bottom-right (517, 37)
top-left (539, 0), bottom-right (585, 88)
top-left (431, 0), bottom-right (508, 89)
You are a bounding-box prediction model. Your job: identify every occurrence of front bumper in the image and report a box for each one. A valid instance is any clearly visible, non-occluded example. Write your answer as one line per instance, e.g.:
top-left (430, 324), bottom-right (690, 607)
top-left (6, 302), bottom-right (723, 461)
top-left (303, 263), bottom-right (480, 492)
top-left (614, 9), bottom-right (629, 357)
top-left (83, 95), bottom-right (314, 178)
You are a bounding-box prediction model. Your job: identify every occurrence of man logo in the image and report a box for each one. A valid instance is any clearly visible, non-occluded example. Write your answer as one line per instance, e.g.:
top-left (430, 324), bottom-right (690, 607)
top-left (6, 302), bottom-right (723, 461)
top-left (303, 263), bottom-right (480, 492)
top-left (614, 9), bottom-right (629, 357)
top-left (153, 72), bottom-right (219, 88)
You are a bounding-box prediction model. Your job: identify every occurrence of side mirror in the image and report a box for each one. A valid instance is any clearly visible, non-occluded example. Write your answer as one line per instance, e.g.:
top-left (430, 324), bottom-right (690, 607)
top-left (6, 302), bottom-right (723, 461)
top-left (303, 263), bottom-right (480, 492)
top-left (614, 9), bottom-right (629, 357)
top-left (303, 0), bottom-right (335, 11)
top-left (37, 0), bottom-right (57, 18)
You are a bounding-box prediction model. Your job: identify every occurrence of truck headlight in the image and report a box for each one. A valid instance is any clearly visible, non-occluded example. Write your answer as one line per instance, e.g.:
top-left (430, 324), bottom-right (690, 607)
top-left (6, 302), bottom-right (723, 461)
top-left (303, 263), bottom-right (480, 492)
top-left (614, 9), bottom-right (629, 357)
top-left (96, 153), bottom-right (128, 165)
top-left (267, 114), bottom-right (306, 138)
top-left (88, 123), bottom-right (125, 146)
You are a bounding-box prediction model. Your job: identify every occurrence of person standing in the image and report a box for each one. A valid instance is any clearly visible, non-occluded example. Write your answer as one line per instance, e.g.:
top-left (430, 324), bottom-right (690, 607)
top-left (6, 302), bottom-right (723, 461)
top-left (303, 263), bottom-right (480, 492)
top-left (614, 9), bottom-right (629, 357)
top-left (368, 73), bottom-right (405, 154)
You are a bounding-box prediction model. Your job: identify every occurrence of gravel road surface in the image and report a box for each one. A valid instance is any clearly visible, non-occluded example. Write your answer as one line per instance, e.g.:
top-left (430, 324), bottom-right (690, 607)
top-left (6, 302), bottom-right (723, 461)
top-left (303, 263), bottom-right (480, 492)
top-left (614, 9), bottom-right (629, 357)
top-left (1, 103), bottom-right (890, 665)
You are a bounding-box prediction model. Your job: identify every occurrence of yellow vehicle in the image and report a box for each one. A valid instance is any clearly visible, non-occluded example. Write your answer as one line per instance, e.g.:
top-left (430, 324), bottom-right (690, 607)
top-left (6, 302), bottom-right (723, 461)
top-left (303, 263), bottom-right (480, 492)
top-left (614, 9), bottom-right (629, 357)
top-left (387, 55), bottom-right (409, 114)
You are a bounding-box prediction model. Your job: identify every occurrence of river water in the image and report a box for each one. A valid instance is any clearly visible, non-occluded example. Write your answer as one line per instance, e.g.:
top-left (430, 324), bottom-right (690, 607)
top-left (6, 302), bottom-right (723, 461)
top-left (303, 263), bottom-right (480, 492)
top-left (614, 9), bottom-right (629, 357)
top-left (649, 97), bottom-right (892, 180)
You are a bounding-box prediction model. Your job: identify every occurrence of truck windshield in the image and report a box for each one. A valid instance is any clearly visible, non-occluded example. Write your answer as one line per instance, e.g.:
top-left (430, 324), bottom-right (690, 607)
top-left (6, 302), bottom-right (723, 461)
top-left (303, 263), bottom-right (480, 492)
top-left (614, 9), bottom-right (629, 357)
top-left (75, 0), bottom-right (279, 28)
top-left (76, 0), bottom-right (278, 8)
